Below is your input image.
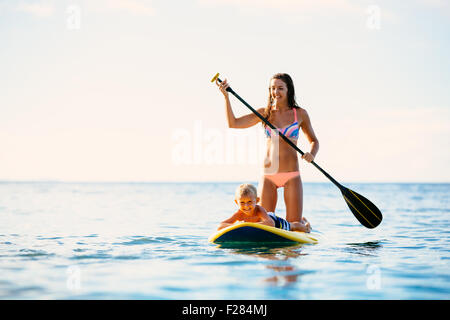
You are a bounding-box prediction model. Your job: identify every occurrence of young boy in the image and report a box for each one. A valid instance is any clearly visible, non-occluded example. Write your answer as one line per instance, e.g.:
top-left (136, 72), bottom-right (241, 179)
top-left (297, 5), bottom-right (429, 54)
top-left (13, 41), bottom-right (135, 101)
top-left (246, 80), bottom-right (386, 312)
top-left (217, 184), bottom-right (311, 233)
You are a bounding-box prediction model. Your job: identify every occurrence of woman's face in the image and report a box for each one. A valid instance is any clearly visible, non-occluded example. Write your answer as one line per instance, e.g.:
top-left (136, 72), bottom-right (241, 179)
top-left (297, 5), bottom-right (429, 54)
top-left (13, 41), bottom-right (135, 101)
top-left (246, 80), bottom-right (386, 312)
top-left (270, 79), bottom-right (288, 105)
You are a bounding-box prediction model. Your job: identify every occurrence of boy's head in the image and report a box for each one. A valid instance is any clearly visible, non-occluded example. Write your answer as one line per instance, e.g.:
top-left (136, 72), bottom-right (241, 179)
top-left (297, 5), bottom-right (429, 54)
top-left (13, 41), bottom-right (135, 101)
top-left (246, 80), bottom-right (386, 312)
top-left (234, 184), bottom-right (260, 215)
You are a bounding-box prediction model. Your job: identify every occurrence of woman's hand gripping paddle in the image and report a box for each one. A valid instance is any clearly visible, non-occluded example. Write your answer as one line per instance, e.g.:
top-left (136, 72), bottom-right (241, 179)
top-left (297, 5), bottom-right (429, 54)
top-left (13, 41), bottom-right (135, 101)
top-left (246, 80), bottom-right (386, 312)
top-left (211, 73), bottom-right (383, 229)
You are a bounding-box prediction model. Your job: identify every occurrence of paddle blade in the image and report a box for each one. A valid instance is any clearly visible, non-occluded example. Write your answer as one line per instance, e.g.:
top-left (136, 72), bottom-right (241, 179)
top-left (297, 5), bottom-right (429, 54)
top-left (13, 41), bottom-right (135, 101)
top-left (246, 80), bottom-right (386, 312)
top-left (341, 187), bottom-right (383, 229)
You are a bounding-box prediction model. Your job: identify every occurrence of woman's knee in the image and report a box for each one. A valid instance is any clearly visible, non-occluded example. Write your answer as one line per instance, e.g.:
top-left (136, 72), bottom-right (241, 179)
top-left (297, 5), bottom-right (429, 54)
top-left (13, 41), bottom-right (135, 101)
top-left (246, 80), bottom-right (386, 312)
top-left (284, 177), bottom-right (303, 222)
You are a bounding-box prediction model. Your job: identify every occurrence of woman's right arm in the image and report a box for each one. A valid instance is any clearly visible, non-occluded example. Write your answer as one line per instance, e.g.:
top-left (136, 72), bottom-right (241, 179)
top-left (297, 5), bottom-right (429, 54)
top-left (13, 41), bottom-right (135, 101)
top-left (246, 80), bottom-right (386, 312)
top-left (217, 79), bottom-right (264, 129)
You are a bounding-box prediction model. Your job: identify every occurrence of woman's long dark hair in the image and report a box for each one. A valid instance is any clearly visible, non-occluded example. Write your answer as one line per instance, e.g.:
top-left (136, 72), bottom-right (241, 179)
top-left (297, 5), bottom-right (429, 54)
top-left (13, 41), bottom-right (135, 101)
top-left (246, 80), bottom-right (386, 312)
top-left (263, 73), bottom-right (299, 125)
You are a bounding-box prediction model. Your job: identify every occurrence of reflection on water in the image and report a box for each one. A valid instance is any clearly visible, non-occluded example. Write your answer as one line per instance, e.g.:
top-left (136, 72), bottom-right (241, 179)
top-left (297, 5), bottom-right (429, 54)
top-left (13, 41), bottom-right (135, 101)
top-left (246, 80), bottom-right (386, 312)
top-left (215, 243), bottom-right (309, 286)
top-left (214, 242), bottom-right (300, 251)
top-left (344, 241), bottom-right (384, 256)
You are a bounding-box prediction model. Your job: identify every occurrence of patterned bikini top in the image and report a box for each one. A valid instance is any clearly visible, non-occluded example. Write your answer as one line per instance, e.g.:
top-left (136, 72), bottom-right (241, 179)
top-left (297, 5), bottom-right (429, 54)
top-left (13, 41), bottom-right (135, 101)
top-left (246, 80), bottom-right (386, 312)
top-left (264, 108), bottom-right (299, 140)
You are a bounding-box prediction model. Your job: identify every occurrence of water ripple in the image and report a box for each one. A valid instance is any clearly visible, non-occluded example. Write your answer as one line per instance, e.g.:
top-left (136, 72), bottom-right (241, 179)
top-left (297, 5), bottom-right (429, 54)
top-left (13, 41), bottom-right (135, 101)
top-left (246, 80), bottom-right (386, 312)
top-left (113, 236), bottom-right (176, 246)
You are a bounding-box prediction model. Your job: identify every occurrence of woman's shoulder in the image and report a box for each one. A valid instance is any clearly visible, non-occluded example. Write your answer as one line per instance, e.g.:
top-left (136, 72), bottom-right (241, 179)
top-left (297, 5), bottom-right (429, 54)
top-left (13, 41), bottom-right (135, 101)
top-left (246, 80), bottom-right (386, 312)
top-left (295, 106), bottom-right (310, 121)
top-left (295, 105), bottom-right (307, 113)
top-left (257, 107), bottom-right (267, 121)
top-left (257, 107), bottom-right (265, 114)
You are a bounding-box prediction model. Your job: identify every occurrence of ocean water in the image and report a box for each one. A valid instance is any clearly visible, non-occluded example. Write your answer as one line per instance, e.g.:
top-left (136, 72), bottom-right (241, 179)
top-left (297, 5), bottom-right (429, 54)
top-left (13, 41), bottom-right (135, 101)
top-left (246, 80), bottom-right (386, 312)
top-left (0, 181), bottom-right (448, 300)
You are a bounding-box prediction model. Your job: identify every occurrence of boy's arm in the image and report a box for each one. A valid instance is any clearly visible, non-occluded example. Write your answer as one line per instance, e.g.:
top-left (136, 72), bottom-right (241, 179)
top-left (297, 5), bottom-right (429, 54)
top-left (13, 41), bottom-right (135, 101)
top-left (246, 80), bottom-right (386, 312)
top-left (217, 211), bottom-right (241, 230)
top-left (256, 206), bottom-right (275, 227)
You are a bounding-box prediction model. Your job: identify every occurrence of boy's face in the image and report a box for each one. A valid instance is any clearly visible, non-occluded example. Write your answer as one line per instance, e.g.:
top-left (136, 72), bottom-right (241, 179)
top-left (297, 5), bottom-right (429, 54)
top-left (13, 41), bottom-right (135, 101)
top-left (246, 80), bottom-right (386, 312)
top-left (235, 194), bottom-right (259, 216)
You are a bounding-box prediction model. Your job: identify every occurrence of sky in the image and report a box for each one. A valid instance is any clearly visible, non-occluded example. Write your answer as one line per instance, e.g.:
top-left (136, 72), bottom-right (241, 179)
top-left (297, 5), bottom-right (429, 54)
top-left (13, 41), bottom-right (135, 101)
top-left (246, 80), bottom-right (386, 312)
top-left (0, 0), bottom-right (449, 182)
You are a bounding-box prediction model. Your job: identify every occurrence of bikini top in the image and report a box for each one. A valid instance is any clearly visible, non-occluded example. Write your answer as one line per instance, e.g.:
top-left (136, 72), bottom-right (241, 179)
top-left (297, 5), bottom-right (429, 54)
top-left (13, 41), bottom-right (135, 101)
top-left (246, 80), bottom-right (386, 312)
top-left (264, 108), bottom-right (299, 140)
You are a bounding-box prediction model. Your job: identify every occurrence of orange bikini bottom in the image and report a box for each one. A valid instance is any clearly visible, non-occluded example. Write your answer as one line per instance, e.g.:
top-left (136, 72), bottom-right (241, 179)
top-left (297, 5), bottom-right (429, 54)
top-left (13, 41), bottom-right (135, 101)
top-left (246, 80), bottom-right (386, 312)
top-left (264, 171), bottom-right (300, 188)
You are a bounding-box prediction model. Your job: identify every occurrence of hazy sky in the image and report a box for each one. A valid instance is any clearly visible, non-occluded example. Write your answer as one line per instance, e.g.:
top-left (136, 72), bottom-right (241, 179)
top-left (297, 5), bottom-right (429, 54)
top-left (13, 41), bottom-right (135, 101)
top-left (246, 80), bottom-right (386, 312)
top-left (1, 0), bottom-right (449, 182)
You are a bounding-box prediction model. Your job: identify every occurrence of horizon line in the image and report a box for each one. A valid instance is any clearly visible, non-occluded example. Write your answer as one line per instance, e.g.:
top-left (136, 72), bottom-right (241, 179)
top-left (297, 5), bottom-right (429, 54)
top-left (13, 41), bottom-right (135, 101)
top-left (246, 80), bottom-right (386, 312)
top-left (0, 180), bottom-right (449, 184)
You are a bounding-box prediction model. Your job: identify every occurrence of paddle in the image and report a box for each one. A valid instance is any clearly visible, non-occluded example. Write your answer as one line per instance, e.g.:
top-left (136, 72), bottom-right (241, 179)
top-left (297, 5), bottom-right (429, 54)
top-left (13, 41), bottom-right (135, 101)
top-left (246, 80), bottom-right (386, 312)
top-left (211, 73), bottom-right (383, 229)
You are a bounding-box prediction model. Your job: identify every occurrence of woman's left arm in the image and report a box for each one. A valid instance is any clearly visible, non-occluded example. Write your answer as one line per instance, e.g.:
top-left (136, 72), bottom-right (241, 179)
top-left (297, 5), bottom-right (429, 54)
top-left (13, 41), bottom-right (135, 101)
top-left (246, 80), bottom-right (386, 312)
top-left (299, 109), bottom-right (319, 162)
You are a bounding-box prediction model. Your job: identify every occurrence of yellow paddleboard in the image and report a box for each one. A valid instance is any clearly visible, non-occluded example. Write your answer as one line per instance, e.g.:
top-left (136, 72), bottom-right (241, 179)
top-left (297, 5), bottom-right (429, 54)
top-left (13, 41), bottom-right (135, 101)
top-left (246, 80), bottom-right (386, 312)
top-left (208, 222), bottom-right (319, 244)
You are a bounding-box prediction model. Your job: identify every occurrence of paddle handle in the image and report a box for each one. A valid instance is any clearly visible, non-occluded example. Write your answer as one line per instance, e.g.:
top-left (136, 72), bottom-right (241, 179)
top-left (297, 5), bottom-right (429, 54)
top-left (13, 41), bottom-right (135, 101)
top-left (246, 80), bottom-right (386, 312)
top-left (216, 76), bottom-right (343, 189)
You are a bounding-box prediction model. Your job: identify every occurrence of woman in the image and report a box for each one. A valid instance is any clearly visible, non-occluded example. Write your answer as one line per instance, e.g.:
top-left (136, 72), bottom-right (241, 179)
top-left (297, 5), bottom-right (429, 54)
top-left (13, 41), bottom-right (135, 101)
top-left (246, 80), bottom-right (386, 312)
top-left (216, 73), bottom-right (319, 232)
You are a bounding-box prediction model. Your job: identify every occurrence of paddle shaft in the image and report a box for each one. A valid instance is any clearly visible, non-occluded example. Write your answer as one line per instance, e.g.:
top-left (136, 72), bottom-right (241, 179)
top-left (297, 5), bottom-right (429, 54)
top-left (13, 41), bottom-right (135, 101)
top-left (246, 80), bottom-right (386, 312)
top-left (217, 77), bottom-right (342, 189)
